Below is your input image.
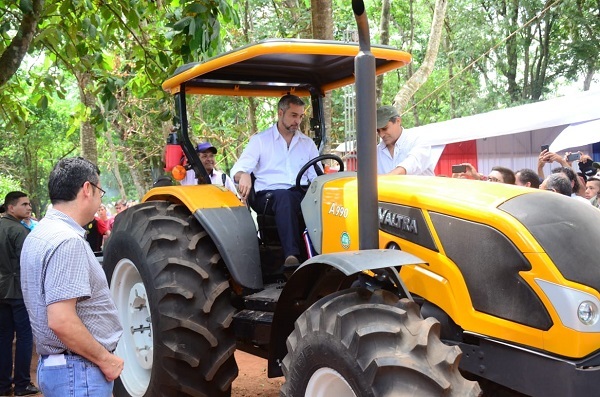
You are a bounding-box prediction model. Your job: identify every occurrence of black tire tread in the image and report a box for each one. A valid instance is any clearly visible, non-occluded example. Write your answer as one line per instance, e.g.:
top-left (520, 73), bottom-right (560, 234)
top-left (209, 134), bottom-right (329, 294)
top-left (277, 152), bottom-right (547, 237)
top-left (104, 201), bottom-right (238, 397)
top-left (281, 288), bottom-right (481, 397)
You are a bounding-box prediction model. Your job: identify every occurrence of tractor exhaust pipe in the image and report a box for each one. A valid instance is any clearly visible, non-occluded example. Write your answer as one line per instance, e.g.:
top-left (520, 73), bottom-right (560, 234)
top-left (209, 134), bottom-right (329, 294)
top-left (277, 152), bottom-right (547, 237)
top-left (353, 0), bottom-right (379, 250)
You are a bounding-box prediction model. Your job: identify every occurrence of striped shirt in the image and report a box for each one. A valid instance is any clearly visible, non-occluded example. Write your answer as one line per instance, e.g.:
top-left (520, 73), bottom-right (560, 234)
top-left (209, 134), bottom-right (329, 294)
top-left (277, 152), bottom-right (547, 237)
top-left (20, 208), bottom-right (122, 355)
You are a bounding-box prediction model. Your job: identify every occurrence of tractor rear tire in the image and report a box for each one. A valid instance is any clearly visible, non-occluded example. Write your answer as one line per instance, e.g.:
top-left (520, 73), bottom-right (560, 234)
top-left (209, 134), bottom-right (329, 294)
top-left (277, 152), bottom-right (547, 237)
top-left (103, 201), bottom-right (238, 397)
top-left (280, 288), bottom-right (481, 397)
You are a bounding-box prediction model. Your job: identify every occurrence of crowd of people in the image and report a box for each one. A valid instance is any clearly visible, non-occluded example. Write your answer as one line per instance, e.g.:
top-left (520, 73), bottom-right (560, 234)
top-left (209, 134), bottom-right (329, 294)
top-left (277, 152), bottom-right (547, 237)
top-left (448, 149), bottom-right (600, 207)
top-left (85, 199), bottom-right (129, 253)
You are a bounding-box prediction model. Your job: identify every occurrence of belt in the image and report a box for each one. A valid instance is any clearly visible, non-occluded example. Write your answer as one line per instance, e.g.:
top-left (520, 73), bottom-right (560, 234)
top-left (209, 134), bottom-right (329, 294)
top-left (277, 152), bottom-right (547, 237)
top-left (41, 348), bottom-right (115, 359)
top-left (41, 351), bottom-right (75, 359)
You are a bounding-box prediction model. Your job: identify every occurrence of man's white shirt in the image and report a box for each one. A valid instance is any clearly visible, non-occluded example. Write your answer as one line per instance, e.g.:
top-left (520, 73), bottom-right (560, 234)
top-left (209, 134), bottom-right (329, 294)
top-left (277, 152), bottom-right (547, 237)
top-left (181, 168), bottom-right (239, 196)
top-left (230, 124), bottom-right (320, 192)
top-left (377, 128), bottom-right (434, 175)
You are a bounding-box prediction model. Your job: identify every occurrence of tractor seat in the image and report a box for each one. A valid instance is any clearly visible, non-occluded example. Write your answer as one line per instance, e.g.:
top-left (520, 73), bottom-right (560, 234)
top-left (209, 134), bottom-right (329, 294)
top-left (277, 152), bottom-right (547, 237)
top-left (246, 174), bottom-right (307, 273)
top-left (246, 174), bottom-right (283, 247)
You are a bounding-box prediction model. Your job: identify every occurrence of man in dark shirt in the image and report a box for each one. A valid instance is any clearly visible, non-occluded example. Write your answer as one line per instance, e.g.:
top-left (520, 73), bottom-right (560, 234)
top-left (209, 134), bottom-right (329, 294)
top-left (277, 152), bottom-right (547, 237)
top-left (0, 191), bottom-right (39, 396)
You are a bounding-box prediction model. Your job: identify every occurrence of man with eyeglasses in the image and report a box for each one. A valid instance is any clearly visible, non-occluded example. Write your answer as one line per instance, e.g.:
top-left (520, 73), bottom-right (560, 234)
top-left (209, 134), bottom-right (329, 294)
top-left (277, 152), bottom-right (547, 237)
top-left (486, 166), bottom-right (516, 184)
top-left (20, 157), bottom-right (123, 397)
top-left (0, 191), bottom-right (40, 396)
top-left (452, 163), bottom-right (516, 184)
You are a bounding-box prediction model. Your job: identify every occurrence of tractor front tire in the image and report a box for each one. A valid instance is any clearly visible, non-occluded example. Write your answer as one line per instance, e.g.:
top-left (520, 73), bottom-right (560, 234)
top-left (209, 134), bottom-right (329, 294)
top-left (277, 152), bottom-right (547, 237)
top-left (280, 288), bottom-right (481, 397)
top-left (103, 201), bottom-right (238, 397)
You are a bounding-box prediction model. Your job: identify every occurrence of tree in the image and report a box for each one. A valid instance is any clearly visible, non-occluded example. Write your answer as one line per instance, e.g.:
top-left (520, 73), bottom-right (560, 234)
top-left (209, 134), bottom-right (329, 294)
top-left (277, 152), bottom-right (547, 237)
top-left (393, 0), bottom-right (448, 113)
top-left (0, 93), bottom-right (79, 216)
top-left (311, 0), bottom-right (333, 151)
top-left (0, 0), bottom-right (44, 86)
top-left (376, 0), bottom-right (392, 105)
top-left (1, 0), bottom-right (239, 195)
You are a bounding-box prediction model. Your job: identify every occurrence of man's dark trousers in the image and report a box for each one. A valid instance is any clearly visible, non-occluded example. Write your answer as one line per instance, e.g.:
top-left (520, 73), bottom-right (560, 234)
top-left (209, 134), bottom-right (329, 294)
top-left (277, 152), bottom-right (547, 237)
top-left (0, 299), bottom-right (33, 392)
top-left (252, 187), bottom-right (305, 259)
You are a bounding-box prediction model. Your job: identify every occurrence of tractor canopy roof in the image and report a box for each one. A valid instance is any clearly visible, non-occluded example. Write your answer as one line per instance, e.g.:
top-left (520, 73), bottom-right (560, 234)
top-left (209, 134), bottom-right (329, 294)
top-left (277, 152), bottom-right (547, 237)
top-left (162, 39), bottom-right (411, 97)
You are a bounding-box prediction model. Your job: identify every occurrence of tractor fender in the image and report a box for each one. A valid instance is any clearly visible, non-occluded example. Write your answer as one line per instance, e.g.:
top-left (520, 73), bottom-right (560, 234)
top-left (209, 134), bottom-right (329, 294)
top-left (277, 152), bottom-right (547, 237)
top-left (143, 186), bottom-right (263, 292)
top-left (301, 249), bottom-right (425, 275)
top-left (267, 249), bottom-right (426, 377)
top-left (194, 207), bottom-right (263, 291)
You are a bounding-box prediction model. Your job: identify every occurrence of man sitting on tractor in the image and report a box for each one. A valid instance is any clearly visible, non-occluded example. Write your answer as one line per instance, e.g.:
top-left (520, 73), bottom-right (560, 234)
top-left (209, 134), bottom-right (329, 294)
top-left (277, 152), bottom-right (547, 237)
top-left (231, 94), bottom-right (319, 266)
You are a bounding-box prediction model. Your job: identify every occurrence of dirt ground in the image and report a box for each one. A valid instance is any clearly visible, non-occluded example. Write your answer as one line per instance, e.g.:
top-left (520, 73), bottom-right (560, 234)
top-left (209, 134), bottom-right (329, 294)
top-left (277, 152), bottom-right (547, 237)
top-left (29, 350), bottom-right (282, 396)
top-left (231, 351), bottom-right (283, 396)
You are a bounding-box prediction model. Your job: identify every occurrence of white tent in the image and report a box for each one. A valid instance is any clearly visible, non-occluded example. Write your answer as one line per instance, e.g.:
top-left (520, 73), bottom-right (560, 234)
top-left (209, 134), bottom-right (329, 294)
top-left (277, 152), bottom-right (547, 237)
top-left (410, 89), bottom-right (600, 174)
top-left (550, 118), bottom-right (600, 152)
top-left (412, 89), bottom-right (600, 148)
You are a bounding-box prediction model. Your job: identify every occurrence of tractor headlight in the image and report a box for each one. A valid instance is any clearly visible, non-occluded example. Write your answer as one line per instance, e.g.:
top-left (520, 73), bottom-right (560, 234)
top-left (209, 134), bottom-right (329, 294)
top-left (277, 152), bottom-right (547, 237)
top-left (536, 279), bottom-right (600, 332)
top-left (578, 301), bottom-right (598, 325)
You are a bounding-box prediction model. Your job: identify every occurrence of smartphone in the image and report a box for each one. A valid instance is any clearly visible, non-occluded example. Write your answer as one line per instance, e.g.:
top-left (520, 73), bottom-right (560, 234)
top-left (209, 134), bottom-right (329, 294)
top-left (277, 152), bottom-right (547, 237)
top-left (541, 144), bottom-right (549, 152)
top-left (452, 164), bottom-right (467, 173)
top-left (566, 153), bottom-right (581, 162)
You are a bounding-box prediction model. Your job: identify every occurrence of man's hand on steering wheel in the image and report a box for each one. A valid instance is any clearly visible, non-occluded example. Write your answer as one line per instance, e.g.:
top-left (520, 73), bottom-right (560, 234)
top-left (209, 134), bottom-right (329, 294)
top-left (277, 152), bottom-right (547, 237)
top-left (295, 154), bottom-right (345, 191)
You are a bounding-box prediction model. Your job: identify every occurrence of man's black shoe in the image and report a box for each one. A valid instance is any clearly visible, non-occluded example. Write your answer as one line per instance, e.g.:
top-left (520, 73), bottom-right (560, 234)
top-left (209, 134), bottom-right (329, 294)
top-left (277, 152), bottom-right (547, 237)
top-left (14, 383), bottom-right (40, 396)
top-left (0, 387), bottom-right (12, 397)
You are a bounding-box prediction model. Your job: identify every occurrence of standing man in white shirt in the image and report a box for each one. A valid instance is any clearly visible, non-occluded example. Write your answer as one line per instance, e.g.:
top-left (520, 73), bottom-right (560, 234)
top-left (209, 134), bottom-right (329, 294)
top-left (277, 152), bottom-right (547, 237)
top-left (181, 142), bottom-right (239, 196)
top-left (376, 105), bottom-right (434, 176)
top-left (231, 94), bottom-right (319, 265)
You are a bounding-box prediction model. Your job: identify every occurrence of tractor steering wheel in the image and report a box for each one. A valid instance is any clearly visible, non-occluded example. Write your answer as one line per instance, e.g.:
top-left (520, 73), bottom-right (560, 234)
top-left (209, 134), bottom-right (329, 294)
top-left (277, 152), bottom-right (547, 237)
top-left (295, 154), bottom-right (345, 191)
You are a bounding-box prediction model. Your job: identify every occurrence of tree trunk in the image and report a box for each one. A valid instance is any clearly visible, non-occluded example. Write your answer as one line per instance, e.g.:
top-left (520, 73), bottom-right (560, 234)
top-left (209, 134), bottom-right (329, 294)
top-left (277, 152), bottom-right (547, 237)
top-left (530, 8), bottom-right (555, 101)
top-left (104, 128), bottom-right (127, 199)
top-left (123, 149), bottom-right (147, 199)
top-left (377, 0), bottom-right (392, 106)
top-left (232, 97), bottom-right (258, 162)
top-left (443, 29), bottom-right (457, 119)
top-left (583, 62), bottom-right (595, 91)
top-left (503, 0), bottom-right (520, 101)
top-left (311, 0), bottom-right (333, 151)
top-left (394, 0), bottom-right (448, 113)
top-left (407, 0), bottom-right (419, 125)
top-left (76, 71), bottom-right (99, 164)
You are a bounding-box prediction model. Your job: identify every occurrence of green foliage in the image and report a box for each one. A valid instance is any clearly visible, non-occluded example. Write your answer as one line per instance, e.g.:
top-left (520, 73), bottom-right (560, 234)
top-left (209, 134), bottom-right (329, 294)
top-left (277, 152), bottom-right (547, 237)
top-left (0, 176), bottom-right (22, 200)
top-left (0, 91), bottom-right (79, 216)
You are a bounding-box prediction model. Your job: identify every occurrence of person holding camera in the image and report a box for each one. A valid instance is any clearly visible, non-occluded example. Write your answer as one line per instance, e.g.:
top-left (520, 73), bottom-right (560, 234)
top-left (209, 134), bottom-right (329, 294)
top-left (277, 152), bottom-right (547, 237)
top-left (537, 148), bottom-right (581, 180)
top-left (450, 163), bottom-right (515, 184)
top-left (538, 147), bottom-right (591, 199)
